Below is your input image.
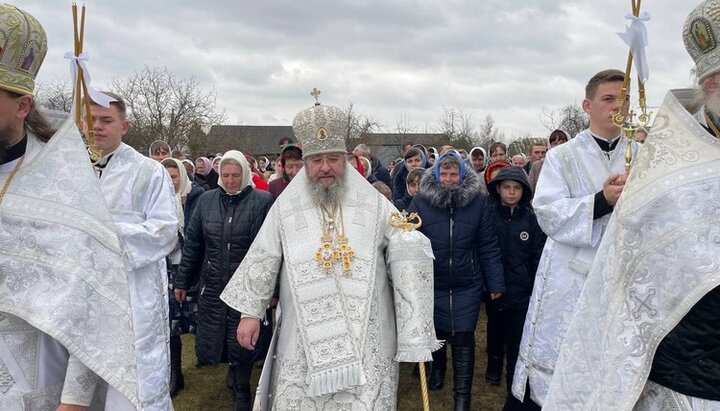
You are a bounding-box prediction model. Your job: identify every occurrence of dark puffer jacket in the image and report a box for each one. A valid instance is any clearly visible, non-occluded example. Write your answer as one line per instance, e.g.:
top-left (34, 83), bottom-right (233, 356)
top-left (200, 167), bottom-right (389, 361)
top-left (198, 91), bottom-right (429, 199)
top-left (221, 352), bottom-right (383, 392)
top-left (408, 154), bottom-right (504, 333)
top-left (176, 185), bottom-right (274, 365)
top-left (370, 155), bottom-right (391, 188)
top-left (486, 166), bottom-right (546, 309)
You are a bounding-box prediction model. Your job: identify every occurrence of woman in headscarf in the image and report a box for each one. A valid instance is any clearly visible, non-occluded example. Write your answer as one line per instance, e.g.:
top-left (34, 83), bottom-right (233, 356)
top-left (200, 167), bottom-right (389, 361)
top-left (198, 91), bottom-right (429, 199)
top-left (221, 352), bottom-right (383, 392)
top-left (160, 158), bottom-right (196, 397)
top-left (195, 156), bottom-right (219, 189)
top-left (407, 151), bottom-right (504, 410)
top-left (149, 140), bottom-right (171, 162)
top-left (174, 151), bottom-right (274, 411)
top-left (244, 153), bottom-right (269, 190)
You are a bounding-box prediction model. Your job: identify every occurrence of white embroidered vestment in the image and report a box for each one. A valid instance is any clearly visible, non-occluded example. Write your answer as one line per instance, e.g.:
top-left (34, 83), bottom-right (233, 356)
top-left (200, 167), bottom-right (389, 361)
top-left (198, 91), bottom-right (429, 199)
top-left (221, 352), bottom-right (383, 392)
top-left (221, 169), bottom-right (440, 410)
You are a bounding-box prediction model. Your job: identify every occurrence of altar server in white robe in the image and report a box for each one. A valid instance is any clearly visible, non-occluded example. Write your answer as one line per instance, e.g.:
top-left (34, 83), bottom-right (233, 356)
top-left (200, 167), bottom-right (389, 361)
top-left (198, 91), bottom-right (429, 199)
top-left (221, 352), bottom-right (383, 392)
top-left (545, 2), bottom-right (720, 409)
top-left (0, 4), bottom-right (139, 410)
top-left (86, 91), bottom-right (178, 410)
top-left (512, 69), bottom-right (642, 407)
top-left (221, 97), bottom-right (442, 410)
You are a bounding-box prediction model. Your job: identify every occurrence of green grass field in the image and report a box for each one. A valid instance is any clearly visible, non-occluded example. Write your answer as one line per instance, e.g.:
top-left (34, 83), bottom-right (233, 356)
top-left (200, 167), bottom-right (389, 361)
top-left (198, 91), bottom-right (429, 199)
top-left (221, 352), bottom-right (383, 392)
top-left (173, 312), bottom-right (506, 410)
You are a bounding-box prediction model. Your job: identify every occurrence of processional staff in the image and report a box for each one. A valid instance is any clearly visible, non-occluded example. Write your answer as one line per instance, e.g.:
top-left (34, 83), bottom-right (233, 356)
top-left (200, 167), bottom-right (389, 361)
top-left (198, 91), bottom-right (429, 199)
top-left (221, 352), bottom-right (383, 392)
top-left (614, 0), bottom-right (652, 172)
top-left (66, 3), bottom-right (116, 165)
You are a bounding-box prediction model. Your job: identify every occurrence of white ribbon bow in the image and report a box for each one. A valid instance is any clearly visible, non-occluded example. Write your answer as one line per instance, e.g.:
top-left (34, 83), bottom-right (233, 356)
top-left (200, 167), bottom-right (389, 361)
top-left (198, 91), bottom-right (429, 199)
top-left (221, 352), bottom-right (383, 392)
top-left (63, 51), bottom-right (116, 108)
top-left (617, 11), bottom-right (651, 82)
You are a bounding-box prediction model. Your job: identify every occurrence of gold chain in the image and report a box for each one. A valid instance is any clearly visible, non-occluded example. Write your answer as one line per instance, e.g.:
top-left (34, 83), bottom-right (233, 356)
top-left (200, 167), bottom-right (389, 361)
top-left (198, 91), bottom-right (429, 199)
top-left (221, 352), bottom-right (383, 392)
top-left (705, 112), bottom-right (720, 140)
top-left (314, 204), bottom-right (355, 276)
top-left (0, 155), bottom-right (25, 205)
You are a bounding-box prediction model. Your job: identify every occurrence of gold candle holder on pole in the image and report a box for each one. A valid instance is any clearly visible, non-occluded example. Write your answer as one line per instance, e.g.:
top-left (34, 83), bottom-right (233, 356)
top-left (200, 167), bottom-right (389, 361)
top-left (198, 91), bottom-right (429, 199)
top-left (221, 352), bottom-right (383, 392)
top-left (613, 0), bottom-right (652, 172)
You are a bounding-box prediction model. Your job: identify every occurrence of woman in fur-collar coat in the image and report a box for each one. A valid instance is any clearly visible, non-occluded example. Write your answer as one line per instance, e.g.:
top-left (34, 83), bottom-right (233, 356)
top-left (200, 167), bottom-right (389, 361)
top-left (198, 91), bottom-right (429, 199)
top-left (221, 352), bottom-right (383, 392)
top-left (408, 150), bottom-right (504, 410)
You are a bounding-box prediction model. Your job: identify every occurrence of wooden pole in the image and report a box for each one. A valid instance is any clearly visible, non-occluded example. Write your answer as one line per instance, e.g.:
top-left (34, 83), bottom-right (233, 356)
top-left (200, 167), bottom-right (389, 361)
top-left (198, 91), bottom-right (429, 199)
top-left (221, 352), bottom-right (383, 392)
top-left (419, 362), bottom-right (430, 411)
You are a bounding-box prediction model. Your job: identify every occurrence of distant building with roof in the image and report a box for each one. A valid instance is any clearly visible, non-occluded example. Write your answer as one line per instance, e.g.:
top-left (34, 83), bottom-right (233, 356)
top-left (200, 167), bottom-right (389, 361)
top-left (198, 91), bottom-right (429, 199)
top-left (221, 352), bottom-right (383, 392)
top-left (206, 125), bottom-right (448, 166)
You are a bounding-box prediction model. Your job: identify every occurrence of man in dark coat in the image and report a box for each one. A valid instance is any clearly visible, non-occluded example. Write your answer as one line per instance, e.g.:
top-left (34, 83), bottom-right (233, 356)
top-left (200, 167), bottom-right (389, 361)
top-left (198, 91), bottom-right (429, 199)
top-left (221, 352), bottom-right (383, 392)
top-left (174, 151), bottom-right (274, 411)
top-left (353, 143), bottom-right (392, 187)
top-left (408, 150), bottom-right (504, 410)
top-left (486, 166), bottom-right (546, 411)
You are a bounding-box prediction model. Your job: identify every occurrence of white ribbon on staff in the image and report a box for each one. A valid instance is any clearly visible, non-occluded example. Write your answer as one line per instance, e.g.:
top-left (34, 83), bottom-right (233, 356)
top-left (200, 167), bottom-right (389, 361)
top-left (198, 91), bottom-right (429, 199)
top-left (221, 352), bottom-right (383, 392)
top-left (63, 51), bottom-right (116, 108)
top-left (617, 11), bottom-right (651, 82)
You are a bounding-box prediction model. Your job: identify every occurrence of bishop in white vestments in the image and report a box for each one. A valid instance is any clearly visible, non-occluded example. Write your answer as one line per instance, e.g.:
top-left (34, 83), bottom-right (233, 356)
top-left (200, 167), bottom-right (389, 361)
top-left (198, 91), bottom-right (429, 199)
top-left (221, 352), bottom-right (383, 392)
top-left (221, 98), bottom-right (441, 410)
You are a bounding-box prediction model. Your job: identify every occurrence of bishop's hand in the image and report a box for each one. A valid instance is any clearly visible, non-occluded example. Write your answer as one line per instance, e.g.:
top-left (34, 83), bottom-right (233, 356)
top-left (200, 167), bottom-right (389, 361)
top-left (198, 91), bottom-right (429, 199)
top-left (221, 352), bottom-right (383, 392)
top-left (237, 317), bottom-right (260, 350)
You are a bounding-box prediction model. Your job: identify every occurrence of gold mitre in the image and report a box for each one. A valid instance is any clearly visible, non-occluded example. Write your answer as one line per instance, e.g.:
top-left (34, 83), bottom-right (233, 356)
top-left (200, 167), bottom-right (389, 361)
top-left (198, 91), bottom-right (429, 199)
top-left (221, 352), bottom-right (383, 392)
top-left (292, 88), bottom-right (347, 159)
top-left (0, 4), bottom-right (48, 96)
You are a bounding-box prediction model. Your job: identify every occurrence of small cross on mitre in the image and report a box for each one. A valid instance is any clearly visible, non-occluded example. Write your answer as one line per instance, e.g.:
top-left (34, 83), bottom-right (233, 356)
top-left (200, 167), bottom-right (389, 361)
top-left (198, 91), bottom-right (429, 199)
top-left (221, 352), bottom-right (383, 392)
top-left (310, 87), bottom-right (321, 106)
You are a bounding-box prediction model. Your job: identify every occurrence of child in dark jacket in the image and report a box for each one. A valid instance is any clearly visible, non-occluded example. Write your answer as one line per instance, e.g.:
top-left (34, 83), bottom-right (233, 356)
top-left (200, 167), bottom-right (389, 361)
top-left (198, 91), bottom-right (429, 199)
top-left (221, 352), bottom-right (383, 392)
top-left (486, 166), bottom-right (546, 411)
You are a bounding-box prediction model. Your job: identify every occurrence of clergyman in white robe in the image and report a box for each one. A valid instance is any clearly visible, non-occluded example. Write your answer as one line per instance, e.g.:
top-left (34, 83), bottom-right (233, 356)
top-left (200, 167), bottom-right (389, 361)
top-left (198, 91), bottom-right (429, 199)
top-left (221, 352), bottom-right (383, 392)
top-left (544, 89), bottom-right (720, 410)
top-left (0, 118), bottom-right (139, 410)
top-left (512, 128), bottom-right (641, 405)
top-left (97, 142), bottom-right (178, 410)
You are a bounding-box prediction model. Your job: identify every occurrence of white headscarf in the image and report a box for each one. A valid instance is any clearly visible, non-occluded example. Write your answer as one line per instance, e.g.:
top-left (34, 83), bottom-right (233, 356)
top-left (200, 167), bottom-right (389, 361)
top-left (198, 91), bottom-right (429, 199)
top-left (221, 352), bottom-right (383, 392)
top-left (148, 140), bottom-right (171, 159)
top-left (217, 150), bottom-right (254, 194)
top-left (161, 158), bottom-right (191, 235)
top-left (181, 158), bottom-right (195, 176)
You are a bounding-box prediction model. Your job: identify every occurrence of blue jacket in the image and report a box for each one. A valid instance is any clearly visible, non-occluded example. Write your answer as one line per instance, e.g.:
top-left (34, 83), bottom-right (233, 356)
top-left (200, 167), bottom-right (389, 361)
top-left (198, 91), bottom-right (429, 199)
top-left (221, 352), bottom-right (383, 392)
top-left (408, 154), bottom-right (504, 333)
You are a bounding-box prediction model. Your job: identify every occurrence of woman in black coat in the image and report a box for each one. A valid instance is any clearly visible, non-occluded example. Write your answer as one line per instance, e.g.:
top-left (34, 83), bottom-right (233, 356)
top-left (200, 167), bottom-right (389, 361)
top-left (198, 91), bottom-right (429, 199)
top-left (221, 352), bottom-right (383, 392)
top-left (175, 151), bottom-right (274, 411)
top-left (408, 151), bottom-right (504, 411)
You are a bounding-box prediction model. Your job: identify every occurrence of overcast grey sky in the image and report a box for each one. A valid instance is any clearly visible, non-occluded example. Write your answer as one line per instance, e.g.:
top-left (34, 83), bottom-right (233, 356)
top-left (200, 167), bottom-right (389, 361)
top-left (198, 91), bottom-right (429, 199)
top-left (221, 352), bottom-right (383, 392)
top-left (21, 0), bottom-right (697, 139)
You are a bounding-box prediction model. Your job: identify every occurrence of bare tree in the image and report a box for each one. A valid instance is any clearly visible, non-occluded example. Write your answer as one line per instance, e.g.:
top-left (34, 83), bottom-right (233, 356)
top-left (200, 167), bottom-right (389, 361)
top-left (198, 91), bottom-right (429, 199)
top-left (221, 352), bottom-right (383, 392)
top-left (111, 65), bottom-right (226, 154)
top-left (436, 107), bottom-right (479, 151)
top-left (437, 107), bottom-right (471, 139)
top-left (35, 79), bottom-right (74, 113)
top-left (540, 103), bottom-right (588, 138)
top-left (395, 112), bottom-right (415, 135)
top-left (477, 113), bottom-right (505, 147)
top-left (342, 102), bottom-right (381, 140)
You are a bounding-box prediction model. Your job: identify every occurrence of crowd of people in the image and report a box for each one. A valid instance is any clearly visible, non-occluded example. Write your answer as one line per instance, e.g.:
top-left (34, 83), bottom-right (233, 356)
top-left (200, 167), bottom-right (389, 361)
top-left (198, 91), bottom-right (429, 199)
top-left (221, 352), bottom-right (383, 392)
top-left (2, 1), bottom-right (720, 411)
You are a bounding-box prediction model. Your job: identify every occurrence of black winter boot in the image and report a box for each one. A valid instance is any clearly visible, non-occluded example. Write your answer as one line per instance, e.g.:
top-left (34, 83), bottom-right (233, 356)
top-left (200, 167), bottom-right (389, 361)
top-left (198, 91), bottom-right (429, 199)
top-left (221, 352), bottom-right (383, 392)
top-left (169, 335), bottom-right (185, 397)
top-left (232, 364), bottom-right (253, 411)
top-left (429, 345), bottom-right (447, 390)
top-left (452, 345), bottom-right (475, 411)
top-left (485, 354), bottom-right (503, 385)
top-left (226, 367), bottom-right (235, 390)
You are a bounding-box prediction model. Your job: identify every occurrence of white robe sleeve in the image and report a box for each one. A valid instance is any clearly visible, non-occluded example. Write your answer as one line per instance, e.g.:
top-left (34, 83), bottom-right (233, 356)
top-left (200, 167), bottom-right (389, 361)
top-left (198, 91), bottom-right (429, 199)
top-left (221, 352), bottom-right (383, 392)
top-left (221, 204), bottom-right (283, 318)
top-left (532, 150), bottom-right (601, 248)
top-left (112, 166), bottom-right (179, 270)
top-left (60, 355), bottom-right (98, 407)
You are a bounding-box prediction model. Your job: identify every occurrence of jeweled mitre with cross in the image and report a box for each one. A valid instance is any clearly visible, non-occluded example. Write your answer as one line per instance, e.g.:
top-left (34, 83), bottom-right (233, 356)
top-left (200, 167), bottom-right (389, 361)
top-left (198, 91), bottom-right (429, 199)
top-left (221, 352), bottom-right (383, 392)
top-left (292, 95), bottom-right (347, 159)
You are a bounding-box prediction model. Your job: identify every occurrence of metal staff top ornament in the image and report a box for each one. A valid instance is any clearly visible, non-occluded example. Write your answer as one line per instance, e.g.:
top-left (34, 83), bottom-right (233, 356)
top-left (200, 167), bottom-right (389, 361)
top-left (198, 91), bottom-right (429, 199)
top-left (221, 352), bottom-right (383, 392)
top-left (614, 0), bottom-right (652, 172)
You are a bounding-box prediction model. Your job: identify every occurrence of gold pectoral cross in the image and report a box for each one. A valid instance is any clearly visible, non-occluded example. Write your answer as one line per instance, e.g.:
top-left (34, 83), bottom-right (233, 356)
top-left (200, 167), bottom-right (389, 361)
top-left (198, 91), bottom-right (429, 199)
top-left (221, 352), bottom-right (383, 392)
top-left (337, 236), bottom-right (355, 275)
top-left (315, 235), bottom-right (336, 271)
top-left (314, 235), bottom-right (356, 276)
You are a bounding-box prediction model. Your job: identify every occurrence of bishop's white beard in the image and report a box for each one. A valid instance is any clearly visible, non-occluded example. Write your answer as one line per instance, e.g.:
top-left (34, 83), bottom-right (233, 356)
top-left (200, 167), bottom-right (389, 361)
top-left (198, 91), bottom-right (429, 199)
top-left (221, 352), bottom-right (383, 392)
top-left (691, 73), bottom-right (720, 118)
top-left (308, 171), bottom-right (348, 210)
top-left (706, 91), bottom-right (720, 118)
